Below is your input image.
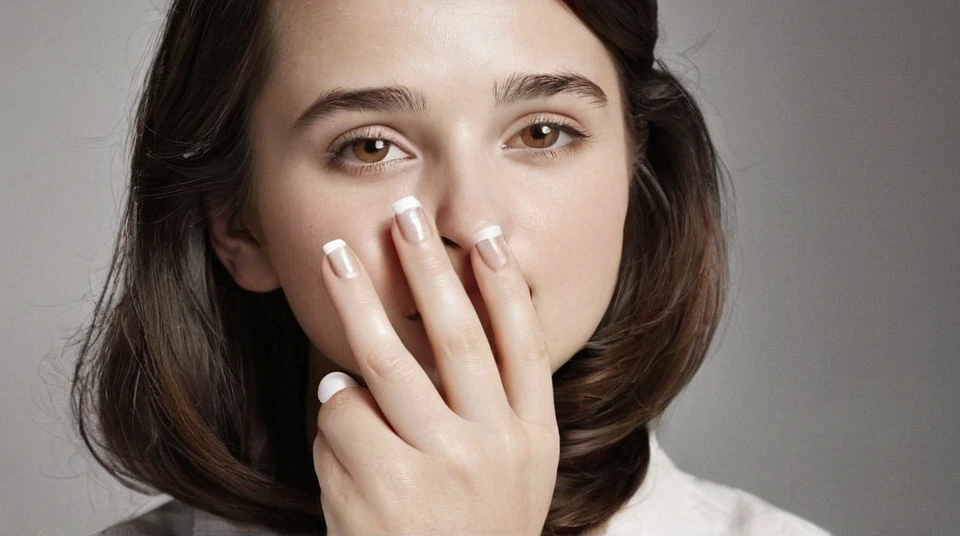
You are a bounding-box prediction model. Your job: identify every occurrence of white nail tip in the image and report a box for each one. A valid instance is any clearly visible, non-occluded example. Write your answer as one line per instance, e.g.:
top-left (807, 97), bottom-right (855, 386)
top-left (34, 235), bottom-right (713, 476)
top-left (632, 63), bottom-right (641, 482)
top-left (391, 195), bottom-right (421, 215)
top-left (322, 238), bottom-right (346, 255)
top-left (317, 371), bottom-right (360, 403)
top-left (472, 225), bottom-right (503, 245)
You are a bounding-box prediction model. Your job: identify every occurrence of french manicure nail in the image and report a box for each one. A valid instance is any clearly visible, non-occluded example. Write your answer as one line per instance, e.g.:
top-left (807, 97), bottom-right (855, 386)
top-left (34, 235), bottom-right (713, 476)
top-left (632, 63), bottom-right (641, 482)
top-left (473, 225), bottom-right (508, 271)
top-left (392, 195), bottom-right (429, 244)
top-left (322, 238), bottom-right (359, 279)
top-left (318, 371), bottom-right (360, 403)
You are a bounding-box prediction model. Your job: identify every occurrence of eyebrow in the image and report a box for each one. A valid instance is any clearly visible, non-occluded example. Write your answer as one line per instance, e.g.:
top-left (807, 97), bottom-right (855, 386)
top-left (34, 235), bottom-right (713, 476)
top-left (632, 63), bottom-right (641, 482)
top-left (292, 70), bottom-right (609, 132)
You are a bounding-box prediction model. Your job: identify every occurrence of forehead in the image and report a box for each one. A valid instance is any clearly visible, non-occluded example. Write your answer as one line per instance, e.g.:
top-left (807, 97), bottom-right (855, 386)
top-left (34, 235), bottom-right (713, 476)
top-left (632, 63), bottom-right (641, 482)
top-left (262, 0), bottom-right (621, 121)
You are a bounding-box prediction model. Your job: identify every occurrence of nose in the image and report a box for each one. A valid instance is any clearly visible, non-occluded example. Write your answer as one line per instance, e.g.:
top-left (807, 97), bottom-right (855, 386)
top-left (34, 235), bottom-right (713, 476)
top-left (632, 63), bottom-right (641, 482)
top-left (417, 153), bottom-right (515, 288)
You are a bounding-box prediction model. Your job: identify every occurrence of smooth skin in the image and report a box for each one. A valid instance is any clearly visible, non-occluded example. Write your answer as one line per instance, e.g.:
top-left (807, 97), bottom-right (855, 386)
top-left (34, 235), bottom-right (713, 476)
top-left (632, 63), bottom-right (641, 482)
top-left (207, 0), bottom-right (633, 532)
top-left (315, 203), bottom-right (558, 534)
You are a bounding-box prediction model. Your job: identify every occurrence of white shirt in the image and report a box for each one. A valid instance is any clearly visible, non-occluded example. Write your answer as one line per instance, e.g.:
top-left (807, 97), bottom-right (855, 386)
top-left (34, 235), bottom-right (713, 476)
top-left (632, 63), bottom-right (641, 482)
top-left (99, 430), bottom-right (832, 535)
top-left (596, 430), bottom-right (832, 535)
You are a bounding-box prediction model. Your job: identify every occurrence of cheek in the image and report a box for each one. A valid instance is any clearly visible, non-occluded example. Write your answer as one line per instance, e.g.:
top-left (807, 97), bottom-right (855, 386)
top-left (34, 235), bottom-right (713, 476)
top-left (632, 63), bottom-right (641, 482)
top-left (256, 183), bottom-right (406, 369)
top-left (531, 167), bottom-right (629, 371)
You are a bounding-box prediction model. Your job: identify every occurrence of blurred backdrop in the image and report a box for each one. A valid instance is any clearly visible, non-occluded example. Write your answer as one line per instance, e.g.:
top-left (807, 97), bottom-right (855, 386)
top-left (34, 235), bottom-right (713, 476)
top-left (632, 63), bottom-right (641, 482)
top-left (1, 1), bottom-right (957, 534)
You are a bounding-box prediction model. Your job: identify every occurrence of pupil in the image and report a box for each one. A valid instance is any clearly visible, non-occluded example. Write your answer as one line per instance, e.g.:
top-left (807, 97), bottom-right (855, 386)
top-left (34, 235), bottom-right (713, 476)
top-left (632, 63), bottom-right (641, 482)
top-left (364, 139), bottom-right (386, 152)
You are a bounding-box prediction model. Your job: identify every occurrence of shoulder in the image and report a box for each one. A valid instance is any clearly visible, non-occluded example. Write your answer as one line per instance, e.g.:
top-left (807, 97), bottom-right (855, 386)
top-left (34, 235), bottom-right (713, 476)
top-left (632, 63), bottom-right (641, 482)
top-left (681, 474), bottom-right (833, 536)
top-left (97, 498), bottom-right (195, 536)
top-left (600, 432), bottom-right (833, 536)
top-left (95, 497), bottom-right (316, 536)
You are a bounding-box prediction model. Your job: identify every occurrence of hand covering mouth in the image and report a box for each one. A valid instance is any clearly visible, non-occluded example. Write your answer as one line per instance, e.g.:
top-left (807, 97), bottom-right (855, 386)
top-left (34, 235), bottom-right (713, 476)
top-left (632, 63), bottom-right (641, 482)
top-left (404, 286), bottom-right (531, 321)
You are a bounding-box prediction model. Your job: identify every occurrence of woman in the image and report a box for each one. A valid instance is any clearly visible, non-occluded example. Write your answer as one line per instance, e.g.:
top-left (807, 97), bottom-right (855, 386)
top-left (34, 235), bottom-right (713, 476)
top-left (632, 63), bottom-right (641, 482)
top-left (72, 0), bottom-right (832, 534)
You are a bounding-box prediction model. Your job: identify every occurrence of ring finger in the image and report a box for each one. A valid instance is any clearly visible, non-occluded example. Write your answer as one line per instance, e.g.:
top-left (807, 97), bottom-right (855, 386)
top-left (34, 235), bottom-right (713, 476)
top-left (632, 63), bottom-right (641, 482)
top-left (320, 237), bottom-right (455, 451)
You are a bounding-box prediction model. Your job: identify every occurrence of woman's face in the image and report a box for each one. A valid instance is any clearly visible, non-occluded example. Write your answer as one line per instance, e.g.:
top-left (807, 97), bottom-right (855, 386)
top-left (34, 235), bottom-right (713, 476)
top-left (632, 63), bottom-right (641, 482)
top-left (243, 0), bottom-right (631, 390)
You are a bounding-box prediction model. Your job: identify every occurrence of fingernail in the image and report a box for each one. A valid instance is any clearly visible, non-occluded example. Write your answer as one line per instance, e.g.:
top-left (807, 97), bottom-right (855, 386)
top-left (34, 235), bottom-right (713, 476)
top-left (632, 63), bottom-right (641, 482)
top-left (322, 239), bottom-right (359, 279)
top-left (392, 195), bottom-right (429, 244)
top-left (473, 225), bottom-right (508, 271)
top-left (318, 371), bottom-right (360, 403)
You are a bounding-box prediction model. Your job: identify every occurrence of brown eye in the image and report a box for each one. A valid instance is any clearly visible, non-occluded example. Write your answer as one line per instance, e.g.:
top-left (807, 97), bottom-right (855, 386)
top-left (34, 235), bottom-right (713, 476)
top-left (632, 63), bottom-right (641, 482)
top-left (349, 139), bottom-right (392, 163)
top-left (519, 123), bottom-right (560, 149)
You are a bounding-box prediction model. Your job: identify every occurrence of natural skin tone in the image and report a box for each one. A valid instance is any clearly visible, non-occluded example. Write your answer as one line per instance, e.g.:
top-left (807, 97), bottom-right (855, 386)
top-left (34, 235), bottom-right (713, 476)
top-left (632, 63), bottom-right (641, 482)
top-left (207, 0), bottom-right (631, 533)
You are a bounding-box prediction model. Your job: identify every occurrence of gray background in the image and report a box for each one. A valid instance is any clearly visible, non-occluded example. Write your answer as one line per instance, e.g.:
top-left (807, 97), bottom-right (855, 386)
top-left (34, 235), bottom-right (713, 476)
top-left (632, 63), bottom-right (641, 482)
top-left (2, 1), bottom-right (957, 534)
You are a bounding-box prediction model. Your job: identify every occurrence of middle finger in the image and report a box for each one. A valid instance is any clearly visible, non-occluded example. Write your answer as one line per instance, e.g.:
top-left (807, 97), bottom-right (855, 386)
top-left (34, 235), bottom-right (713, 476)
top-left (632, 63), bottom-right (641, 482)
top-left (390, 195), bottom-right (512, 424)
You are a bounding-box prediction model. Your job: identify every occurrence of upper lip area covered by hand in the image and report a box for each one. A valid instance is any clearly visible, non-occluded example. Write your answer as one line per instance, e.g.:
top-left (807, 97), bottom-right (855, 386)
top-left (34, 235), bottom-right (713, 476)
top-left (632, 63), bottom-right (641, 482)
top-left (402, 249), bottom-right (532, 319)
top-left (404, 281), bottom-right (532, 319)
top-left (404, 281), bottom-right (480, 319)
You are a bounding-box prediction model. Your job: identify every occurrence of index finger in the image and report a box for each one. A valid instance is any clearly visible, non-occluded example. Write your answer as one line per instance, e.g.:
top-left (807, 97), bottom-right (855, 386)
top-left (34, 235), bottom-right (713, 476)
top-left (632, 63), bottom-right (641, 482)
top-left (320, 238), bottom-right (457, 451)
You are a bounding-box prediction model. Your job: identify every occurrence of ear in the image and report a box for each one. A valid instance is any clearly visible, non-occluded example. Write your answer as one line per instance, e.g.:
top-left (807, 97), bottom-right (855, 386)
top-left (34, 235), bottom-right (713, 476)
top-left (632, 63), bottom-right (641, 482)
top-left (206, 201), bottom-right (280, 293)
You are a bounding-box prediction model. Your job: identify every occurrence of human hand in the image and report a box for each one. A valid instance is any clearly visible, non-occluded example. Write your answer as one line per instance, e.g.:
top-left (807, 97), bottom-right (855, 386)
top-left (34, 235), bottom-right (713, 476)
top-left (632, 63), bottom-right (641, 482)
top-left (313, 195), bottom-right (560, 536)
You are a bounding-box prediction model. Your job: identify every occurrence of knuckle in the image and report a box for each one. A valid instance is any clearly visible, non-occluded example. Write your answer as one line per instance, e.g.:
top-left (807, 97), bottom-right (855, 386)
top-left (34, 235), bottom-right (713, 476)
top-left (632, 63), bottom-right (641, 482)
top-left (316, 406), bottom-right (327, 431)
top-left (314, 440), bottom-right (338, 479)
top-left (521, 336), bottom-right (550, 365)
top-left (438, 321), bottom-right (488, 358)
top-left (443, 438), bottom-right (481, 474)
top-left (416, 252), bottom-right (450, 278)
top-left (380, 456), bottom-right (419, 493)
top-left (361, 341), bottom-right (405, 381)
top-left (352, 286), bottom-right (380, 308)
top-left (316, 389), bottom-right (351, 430)
top-left (541, 425), bottom-right (561, 455)
top-left (530, 422), bottom-right (561, 459)
top-left (318, 464), bottom-right (353, 507)
top-left (493, 427), bottom-right (528, 461)
top-left (427, 422), bottom-right (475, 465)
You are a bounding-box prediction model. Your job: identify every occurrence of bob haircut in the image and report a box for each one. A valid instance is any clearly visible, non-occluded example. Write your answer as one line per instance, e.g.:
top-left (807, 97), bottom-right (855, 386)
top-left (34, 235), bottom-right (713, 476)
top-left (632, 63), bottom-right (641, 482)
top-left (70, 1), bottom-right (730, 534)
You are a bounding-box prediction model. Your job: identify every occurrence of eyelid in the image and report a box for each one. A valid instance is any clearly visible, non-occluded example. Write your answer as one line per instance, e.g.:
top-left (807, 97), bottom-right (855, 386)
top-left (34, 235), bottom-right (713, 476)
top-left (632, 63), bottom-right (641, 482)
top-left (324, 113), bottom-right (593, 175)
top-left (502, 113), bottom-right (593, 149)
top-left (326, 125), bottom-right (414, 158)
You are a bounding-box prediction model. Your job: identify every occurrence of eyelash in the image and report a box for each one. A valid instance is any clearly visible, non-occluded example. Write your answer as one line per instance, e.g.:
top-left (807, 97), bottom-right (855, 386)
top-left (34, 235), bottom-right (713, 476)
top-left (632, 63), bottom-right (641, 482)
top-left (325, 115), bottom-right (595, 176)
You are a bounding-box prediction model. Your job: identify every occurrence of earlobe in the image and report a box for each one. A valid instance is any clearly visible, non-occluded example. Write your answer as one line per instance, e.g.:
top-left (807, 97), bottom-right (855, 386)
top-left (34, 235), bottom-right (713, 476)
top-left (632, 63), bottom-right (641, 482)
top-left (207, 206), bottom-right (281, 293)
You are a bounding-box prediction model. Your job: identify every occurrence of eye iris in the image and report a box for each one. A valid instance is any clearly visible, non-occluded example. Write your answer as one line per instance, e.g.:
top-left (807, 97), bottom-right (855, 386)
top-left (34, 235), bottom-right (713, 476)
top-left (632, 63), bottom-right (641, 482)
top-left (521, 124), bottom-right (559, 149)
top-left (352, 139), bottom-right (390, 163)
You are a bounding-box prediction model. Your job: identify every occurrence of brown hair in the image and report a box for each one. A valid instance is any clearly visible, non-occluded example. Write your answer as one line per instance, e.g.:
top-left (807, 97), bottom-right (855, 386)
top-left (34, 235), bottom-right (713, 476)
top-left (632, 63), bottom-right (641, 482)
top-left (69, 1), bottom-right (729, 534)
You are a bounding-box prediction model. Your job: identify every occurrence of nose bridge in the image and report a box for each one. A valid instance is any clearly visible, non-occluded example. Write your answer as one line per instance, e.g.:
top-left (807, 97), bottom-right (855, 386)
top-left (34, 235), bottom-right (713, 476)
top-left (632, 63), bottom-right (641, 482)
top-left (425, 130), bottom-right (513, 249)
